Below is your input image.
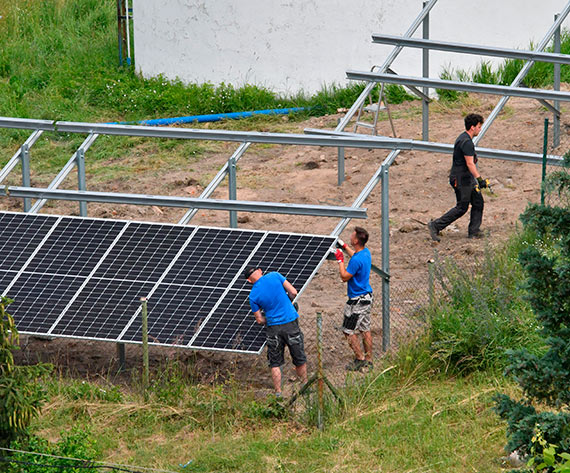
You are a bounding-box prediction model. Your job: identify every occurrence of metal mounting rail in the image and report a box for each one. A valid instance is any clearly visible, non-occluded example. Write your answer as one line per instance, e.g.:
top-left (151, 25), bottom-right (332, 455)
top-left (0, 186), bottom-right (367, 219)
top-left (371, 34), bottom-right (570, 65)
top-left (345, 71), bottom-right (570, 103)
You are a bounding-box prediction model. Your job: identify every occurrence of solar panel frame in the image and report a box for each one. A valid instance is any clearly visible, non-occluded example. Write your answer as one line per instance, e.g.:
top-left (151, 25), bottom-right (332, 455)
top-left (0, 211), bottom-right (336, 354)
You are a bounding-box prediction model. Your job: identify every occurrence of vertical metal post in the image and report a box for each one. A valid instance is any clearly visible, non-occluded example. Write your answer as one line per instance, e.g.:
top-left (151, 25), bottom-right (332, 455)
top-left (427, 259), bottom-right (435, 323)
top-left (316, 311), bottom-right (324, 431)
top-left (20, 144), bottom-right (31, 212)
top-left (228, 155), bottom-right (238, 228)
top-left (117, 0), bottom-right (124, 66)
top-left (422, 1), bottom-right (430, 141)
top-left (76, 148), bottom-right (87, 216)
top-left (141, 297), bottom-right (149, 400)
top-left (380, 165), bottom-right (390, 351)
top-left (337, 119), bottom-right (345, 186)
top-left (116, 343), bottom-right (126, 371)
top-left (553, 13), bottom-right (561, 149)
top-left (541, 118), bottom-right (549, 206)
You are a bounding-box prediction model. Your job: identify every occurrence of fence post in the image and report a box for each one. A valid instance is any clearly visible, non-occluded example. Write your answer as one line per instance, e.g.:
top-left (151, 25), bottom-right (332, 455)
top-left (316, 311), bottom-right (324, 431)
top-left (553, 13), bottom-right (561, 149)
top-left (141, 297), bottom-right (149, 400)
top-left (541, 118), bottom-right (549, 206)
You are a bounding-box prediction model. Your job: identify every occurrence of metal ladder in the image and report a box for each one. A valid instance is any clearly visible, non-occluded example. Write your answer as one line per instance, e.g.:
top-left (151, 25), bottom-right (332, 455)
top-left (353, 66), bottom-right (397, 137)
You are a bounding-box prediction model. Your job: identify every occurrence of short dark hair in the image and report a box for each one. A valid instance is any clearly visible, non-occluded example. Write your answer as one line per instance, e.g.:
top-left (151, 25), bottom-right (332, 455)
top-left (464, 113), bottom-right (483, 130)
top-left (243, 266), bottom-right (260, 279)
top-left (353, 226), bottom-right (369, 246)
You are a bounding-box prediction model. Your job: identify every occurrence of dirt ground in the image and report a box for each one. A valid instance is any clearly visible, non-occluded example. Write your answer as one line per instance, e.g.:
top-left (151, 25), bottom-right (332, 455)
top-left (6, 91), bottom-right (569, 393)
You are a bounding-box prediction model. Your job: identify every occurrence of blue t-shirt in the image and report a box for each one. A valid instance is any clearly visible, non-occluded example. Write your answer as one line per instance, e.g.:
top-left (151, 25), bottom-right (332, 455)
top-left (346, 248), bottom-right (373, 298)
top-left (249, 272), bottom-right (298, 327)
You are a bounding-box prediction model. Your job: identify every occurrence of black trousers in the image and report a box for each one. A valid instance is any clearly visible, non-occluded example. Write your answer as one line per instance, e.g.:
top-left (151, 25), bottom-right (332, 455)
top-left (432, 174), bottom-right (484, 236)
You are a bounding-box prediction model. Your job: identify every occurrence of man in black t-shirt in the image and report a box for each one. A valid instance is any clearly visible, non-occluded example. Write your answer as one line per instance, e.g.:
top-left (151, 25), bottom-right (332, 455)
top-left (428, 113), bottom-right (490, 241)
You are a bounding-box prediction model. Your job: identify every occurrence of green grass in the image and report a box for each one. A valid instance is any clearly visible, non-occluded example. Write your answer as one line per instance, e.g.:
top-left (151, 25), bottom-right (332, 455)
top-left (19, 362), bottom-right (517, 473)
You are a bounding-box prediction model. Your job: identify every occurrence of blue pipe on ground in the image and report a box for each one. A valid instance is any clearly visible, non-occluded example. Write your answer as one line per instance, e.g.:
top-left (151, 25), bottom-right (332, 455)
top-left (110, 107), bottom-right (307, 126)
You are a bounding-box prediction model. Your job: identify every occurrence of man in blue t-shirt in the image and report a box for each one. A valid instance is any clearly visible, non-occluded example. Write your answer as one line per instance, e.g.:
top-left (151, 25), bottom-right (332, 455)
top-left (333, 226), bottom-right (374, 371)
top-left (245, 267), bottom-right (307, 397)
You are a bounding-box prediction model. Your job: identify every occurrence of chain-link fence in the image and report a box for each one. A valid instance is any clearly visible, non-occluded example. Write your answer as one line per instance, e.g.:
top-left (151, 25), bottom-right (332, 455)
top-left (544, 150), bottom-right (570, 208)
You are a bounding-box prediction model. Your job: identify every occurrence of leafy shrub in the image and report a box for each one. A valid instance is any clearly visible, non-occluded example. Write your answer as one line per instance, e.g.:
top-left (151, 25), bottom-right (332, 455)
top-left (59, 380), bottom-right (123, 403)
top-left (7, 426), bottom-right (99, 473)
top-left (494, 157), bottom-right (570, 467)
top-left (0, 296), bottom-right (52, 445)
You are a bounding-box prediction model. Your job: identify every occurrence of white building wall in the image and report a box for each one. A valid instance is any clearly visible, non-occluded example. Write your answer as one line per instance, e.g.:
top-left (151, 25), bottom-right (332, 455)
top-left (133, 0), bottom-right (569, 96)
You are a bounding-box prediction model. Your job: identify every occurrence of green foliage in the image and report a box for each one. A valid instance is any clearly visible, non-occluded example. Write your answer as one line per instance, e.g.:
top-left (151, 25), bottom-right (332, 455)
top-left (7, 426), bottom-right (99, 473)
top-left (58, 380), bottom-right (123, 403)
top-left (527, 429), bottom-right (570, 473)
top-left (495, 157), bottom-right (570, 461)
top-left (426, 237), bottom-right (543, 373)
top-left (245, 397), bottom-right (289, 420)
top-left (439, 30), bottom-right (570, 92)
top-left (436, 67), bottom-right (467, 101)
top-left (0, 296), bottom-right (52, 444)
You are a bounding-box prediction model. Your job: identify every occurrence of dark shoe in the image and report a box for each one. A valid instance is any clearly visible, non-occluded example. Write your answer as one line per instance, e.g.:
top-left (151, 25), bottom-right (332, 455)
top-left (427, 220), bottom-right (441, 242)
top-left (346, 359), bottom-right (367, 371)
top-left (363, 360), bottom-right (373, 369)
top-left (468, 230), bottom-right (487, 239)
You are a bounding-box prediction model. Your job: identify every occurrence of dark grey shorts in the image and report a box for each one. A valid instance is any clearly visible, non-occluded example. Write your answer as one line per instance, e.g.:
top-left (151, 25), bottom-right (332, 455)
top-left (342, 293), bottom-right (373, 335)
top-left (266, 319), bottom-right (307, 368)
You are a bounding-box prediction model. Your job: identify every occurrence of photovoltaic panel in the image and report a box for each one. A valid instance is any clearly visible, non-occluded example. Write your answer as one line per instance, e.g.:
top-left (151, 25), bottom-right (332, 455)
top-left (190, 289), bottom-right (265, 352)
top-left (93, 223), bottom-right (196, 282)
top-left (51, 279), bottom-right (156, 340)
top-left (4, 273), bottom-right (85, 333)
top-left (24, 217), bottom-right (126, 277)
top-left (0, 211), bottom-right (336, 355)
top-left (162, 227), bottom-right (264, 287)
top-left (0, 212), bottom-right (57, 271)
top-left (122, 285), bottom-right (225, 345)
top-left (0, 271), bottom-right (18, 294)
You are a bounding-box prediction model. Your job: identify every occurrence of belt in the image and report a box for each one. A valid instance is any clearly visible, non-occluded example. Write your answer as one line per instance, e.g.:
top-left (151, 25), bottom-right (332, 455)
top-left (347, 293), bottom-right (372, 305)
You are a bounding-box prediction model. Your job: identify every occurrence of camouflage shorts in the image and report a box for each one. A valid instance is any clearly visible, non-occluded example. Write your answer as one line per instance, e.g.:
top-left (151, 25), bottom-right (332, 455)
top-left (342, 293), bottom-right (373, 335)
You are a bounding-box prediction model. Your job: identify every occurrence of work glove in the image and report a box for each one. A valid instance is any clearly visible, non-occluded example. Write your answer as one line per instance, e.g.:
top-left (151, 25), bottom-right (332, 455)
top-left (336, 238), bottom-right (348, 250)
top-left (334, 249), bottom-right (344, 263)
top-left (477, 177), bottom-right (489, 189)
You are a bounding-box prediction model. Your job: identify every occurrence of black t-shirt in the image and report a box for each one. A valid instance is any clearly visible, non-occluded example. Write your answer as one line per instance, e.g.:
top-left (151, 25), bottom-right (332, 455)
top-left (451, 131), bottom-right (477, 175)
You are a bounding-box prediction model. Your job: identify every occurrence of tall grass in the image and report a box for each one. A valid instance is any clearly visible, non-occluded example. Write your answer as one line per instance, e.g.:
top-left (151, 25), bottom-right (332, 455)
top-left (438, 31), bottom-right (570, 97)
top-left (423, 230), bottom-right (546, 374)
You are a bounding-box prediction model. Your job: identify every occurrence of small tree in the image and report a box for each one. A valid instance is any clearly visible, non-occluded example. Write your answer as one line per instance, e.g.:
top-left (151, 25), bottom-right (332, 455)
top-left (495, 157), bottom-right (570, 468)
top-left (0, 296), bottom-right (51, 445)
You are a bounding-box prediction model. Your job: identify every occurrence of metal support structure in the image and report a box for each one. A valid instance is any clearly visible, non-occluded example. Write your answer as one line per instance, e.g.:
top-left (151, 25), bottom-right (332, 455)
top-left (76, 148), bottom-right (87, 216)
top-left (554, 13), bottom-right (561, 149)
top-left (475, 2), bottom-right (570, 144)
top-left (178, 142), bottom-right (250, 225)
top-left (346, 71), bottom-right (570, 103)
top-left (380, 164), bottom-right (390, 351)
top-left (371, 33), bottom-right (570, 65)
top-left (0, 130), bottom-right (44, 185)
top-left (0, 186), bottom-right (367, 219)
top-left (304, 128), bottom-right (564, 166)
top-left (116, 342), bottom-right (126, 371)
top-left (20, 144), bottom-right (31, 212)
top-left (334, 0), bottom-right (439, 185)
top-left (228, 154), bottom-right (237, 228)
top-left (542, 118), bottom-right (549, 205)
top-left (29, 133), bottom-right (99, 214)
top-left (141, 297), bottom-right (149, 400)
top-left (422, 1), bottom-right (430, 142)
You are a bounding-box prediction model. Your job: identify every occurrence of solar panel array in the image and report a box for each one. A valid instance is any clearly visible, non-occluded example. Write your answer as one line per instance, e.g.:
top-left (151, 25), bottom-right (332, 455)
top-left (0, 211), bottom-right (335, 354)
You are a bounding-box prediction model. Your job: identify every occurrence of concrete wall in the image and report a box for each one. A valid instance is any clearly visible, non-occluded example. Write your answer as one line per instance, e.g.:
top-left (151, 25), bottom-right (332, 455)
top-left (133, 0), bottom-right (569, 96)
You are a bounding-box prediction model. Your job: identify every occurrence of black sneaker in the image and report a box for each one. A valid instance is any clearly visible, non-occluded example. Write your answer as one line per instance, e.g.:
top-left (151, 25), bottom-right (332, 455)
top-left (346, 359), bottom-right (367, 371)
top-left (427, 220), bottom-right (441, 242)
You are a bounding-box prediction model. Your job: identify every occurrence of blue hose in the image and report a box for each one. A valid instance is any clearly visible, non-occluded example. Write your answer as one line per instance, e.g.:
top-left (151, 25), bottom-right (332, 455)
top-left (110, 107), bottom-right (307, 126)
